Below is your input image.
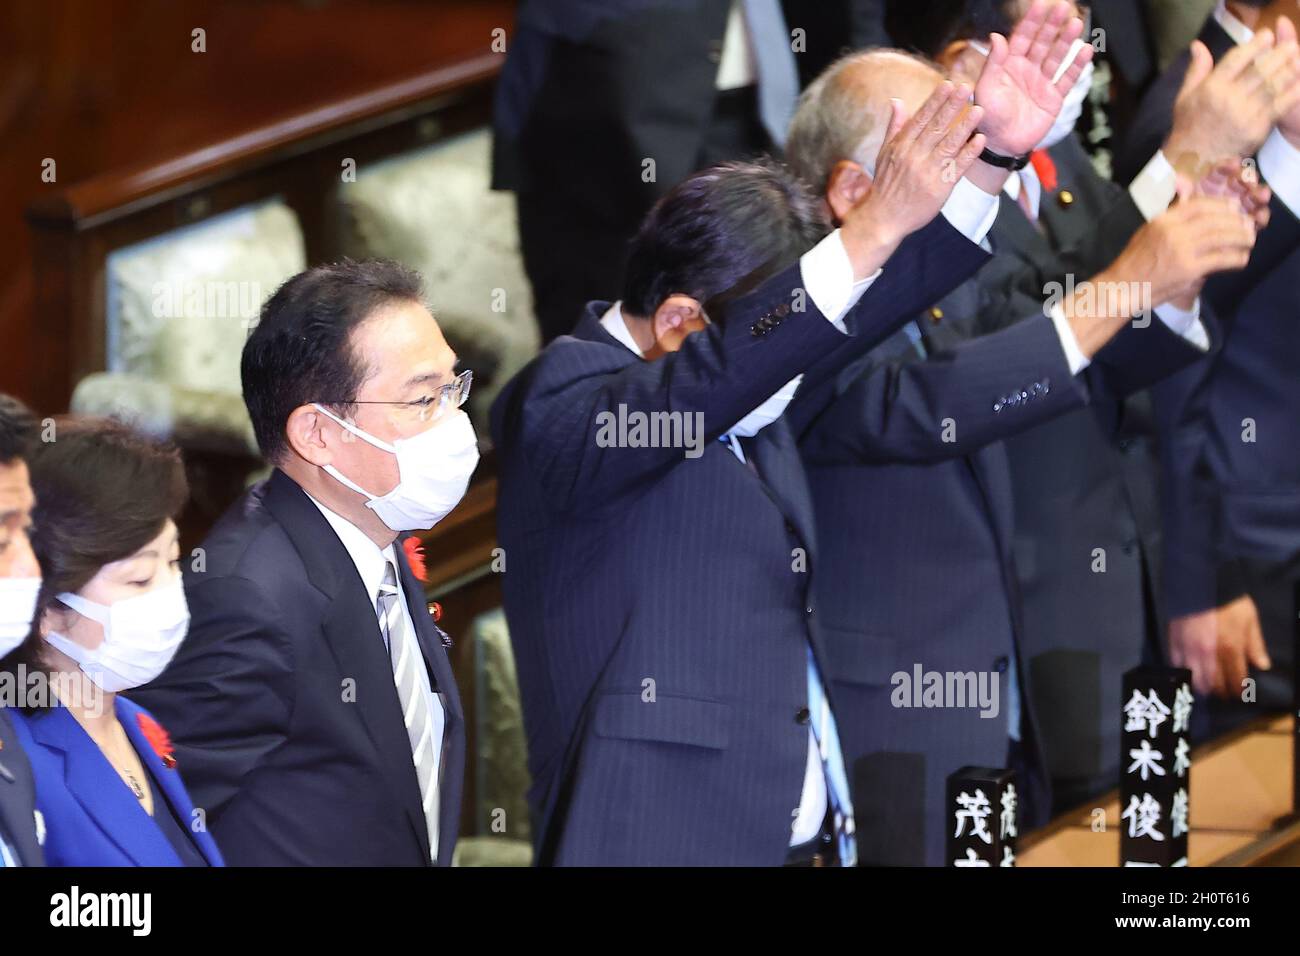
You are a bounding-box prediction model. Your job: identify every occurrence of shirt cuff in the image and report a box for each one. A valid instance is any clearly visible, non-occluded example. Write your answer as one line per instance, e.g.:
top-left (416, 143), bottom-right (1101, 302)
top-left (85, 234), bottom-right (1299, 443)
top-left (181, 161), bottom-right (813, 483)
top-left (1259, 128), bottom-right (1300, 218)
top-left (941, 176), bottom-right (1000, 246)
top-left (799, 229), bottom-right (882, 333)
top-left (1048, 301), bottom-right (1091, 374)
top-left (1154, 297), bottom-right (1210, 352)
top-left (1129, 149), bottom-right (1177, 222)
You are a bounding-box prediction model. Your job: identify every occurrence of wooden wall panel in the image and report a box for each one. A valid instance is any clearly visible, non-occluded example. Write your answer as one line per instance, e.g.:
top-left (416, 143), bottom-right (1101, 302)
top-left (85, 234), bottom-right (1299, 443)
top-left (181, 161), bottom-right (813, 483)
top-left (0, 0), bottom-right (516, 411)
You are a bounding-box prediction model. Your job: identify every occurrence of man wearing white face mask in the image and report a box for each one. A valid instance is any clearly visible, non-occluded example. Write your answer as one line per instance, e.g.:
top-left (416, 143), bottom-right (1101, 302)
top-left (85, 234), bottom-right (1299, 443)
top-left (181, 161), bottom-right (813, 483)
top-left (0, 395), bottom-right (44, 867)
top-left (131, 259), bottom-right (472, 867)
top-left (3, 418), bottom-right (222, 866)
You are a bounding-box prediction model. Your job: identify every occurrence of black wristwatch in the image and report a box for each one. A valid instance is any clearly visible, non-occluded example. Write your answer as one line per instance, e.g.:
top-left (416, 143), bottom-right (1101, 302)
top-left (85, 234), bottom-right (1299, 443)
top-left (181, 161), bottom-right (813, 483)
top-left (978, 146), bottom-right (1032, 171)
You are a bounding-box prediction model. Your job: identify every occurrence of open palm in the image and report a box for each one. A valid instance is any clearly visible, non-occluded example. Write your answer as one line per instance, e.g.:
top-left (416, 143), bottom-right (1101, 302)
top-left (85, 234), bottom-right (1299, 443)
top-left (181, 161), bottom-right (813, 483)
top-left (975, 1), bottom-right (1092, 157)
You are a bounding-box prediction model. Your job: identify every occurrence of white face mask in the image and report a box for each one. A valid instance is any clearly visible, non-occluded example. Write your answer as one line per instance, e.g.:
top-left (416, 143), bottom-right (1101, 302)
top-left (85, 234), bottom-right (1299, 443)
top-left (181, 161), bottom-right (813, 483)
top-left (44, 579), bottom-right (190, 693)
top-left (0, 577), bottom-right (40, 657)
top-left (728, 375), bottom-right (801, 438)
top-left (313, 405), bottom-right (481, 532)
top-left (969, 38), bottom-right (1094, 151)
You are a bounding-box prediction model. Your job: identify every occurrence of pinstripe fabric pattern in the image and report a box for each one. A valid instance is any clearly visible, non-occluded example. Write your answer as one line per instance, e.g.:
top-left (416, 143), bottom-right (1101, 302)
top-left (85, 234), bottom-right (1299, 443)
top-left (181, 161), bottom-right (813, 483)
top-left (800, 312), bottom-right (1058, 865)
top-left (797, 180), bottom-right (1227, 861)
top-left (491, 226), bottom-right (992, 865)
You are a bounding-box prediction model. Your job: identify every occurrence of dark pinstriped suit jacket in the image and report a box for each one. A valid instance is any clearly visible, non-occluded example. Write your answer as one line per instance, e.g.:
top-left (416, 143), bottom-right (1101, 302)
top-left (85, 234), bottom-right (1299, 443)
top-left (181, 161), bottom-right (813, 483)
top-left (0, 709), bottom-right (43, 866)
top-left (491, 218), bottom-right (989, 865)
top-left (795, 262), bottom-right (1216, 867)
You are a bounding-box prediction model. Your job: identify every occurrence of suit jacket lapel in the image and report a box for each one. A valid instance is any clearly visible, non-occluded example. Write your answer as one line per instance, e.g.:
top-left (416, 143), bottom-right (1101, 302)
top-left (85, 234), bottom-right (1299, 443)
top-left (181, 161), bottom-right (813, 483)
top-left (28, 705), bottom-right (179, 866)
top-left (992, 193), bottom-right (1055, 266)
top-left (746, 419), bottom-right (817, 555)
top-left (263, 469), bottom-right (433, 863)
top-left (0, 712), bottom-right (42, 866)
top-left (119, 700), bottom-right (222, 866)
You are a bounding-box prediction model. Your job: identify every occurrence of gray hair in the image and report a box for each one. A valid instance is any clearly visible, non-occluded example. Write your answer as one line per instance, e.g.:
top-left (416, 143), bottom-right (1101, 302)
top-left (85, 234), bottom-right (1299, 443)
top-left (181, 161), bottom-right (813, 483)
top-left (785, 48), bottom-right (943, 197)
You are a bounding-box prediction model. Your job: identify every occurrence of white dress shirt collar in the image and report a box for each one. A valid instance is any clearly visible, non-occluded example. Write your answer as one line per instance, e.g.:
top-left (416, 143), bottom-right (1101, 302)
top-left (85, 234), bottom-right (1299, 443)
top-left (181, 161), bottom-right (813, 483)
top-left (599, 301), bottom-right (645, 358)
top-left (1214, 1), bottom-right (1254, 46)
top-left (1002, 165), bottom-right (1043, 220)
top-left (304, 491), bottom-right (398, 605)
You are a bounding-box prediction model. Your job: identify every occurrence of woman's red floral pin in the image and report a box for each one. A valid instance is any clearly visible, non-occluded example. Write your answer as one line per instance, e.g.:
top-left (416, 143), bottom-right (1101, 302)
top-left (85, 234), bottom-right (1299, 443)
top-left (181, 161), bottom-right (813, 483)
top-left (138, 713), bottom-right (177, 769)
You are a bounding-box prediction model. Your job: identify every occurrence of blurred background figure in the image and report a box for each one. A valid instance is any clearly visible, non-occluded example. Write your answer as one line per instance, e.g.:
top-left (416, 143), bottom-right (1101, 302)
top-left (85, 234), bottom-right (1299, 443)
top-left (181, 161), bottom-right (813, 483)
top-left (492, 0), bottom-right (888, 342)
top-left (2, 418), bottom-right (223, 867)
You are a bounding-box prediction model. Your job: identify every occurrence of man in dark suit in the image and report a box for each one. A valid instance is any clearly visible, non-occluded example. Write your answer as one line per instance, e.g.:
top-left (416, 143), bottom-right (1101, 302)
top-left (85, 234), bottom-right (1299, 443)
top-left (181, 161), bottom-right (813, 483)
top-left (785, 35), bottom-right (1262, 862)
top-left (870, 0), bottom-right (1291, 815)
top-left (132, 261), bottom-right (477, 865)
top-left (494, 8), bottom-right (1104, 864)
top-left (1117, 2), bottom-right (1300, 733)
top-left (494, 70), bottom-right (1009, 863)
top-left (493, 0), bottom-right (888, 342)
top-left (0, 394), bottom-right (44, 867)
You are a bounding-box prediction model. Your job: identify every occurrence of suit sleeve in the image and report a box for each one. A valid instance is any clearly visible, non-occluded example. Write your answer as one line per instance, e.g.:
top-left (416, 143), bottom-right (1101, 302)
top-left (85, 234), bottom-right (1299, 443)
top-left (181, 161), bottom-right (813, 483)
top-left (786, 215), bottom-right (992, 437)
top-left (509, 262), bottom-right (849, 514)
top-left (130, 573), bottom-right (294, 827)
top-left (1153, 198), bottom-right (1300, 617)
top-left (1079, 303), bottom-right (1220, 401)
top-left (798, 313), bottom-right (1089, 465)
top-left (514, 217), bottom-right (992, 513)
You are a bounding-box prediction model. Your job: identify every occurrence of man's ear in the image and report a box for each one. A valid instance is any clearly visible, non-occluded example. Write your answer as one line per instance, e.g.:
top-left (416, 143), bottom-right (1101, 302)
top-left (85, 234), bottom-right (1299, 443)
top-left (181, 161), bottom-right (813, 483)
top-left (648, 295), bottom-right (707, 357)
top-left (285, 404), bottom-right (335, 467)
top-left (826, 160), bottom-right (874, 224)
top-left (940, 39), bottom-right (985, 86)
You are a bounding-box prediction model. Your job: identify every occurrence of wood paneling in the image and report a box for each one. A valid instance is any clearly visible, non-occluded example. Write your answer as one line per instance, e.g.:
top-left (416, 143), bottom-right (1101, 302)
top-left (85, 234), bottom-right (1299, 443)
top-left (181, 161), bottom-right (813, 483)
top-left (1, 0), bottom-right (515, 409)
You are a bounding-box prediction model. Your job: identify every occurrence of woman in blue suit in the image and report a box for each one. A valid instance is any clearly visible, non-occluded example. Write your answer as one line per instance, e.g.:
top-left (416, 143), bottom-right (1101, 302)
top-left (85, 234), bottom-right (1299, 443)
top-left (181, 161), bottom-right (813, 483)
top-left (0, 418), bottom-right (222, 866)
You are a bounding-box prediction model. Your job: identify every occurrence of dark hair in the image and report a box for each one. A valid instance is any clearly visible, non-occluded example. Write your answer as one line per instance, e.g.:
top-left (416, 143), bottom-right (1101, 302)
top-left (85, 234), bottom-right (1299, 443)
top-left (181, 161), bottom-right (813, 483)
top-left (241, 258), bottom-right (425, 462)
top-left (620, 159), bottom-right (831, 320)
top-left (0, 417), bottom-right (188, 689)
top-left (0, 394), bottom-right (38, 465)
top-left (885, 0), bottom-right (1014, 59)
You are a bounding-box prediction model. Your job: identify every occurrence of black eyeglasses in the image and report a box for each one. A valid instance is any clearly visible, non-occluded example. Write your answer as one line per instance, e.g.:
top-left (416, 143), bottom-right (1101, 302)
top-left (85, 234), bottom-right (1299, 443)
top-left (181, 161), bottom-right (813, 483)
top-left (326, 369), bottom-right (473, 424)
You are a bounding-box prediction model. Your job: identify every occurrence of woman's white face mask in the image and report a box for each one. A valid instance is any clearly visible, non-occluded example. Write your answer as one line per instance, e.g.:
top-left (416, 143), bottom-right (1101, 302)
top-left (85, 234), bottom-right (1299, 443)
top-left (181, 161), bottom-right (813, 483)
top-left (44, 579), bottom-right (190, 693)
top-left (313, 406), bottom-right (481, 533)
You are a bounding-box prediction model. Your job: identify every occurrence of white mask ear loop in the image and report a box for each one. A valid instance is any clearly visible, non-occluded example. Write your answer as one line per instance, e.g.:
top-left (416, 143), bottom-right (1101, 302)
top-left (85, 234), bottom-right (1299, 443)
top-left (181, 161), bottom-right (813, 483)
top-left (1052, 38), bottom-right (1088, 85)
top-left (312, 404), bottom-right (397, 454)
top-left (311, 403), bottom-right (392, 501)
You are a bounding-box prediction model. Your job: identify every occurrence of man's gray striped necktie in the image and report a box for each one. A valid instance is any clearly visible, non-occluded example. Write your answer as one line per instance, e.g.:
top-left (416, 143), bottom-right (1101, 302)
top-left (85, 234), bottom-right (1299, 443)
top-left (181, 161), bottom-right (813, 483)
top-left (377, 560), bottom-right (440, 862)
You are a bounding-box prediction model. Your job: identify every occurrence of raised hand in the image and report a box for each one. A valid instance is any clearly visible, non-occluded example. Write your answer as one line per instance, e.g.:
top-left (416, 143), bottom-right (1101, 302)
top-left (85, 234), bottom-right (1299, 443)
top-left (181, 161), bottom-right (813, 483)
top-left (974, 0), bottom-right (1094, 157)
top-left (1166, 24), bottom-right (1300, 179)
top-left (1275, 17), bottom-right (1300, 148)
top-left (839, 82), bottom-right (986, 279)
